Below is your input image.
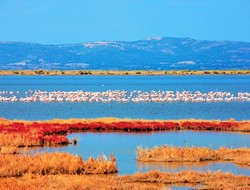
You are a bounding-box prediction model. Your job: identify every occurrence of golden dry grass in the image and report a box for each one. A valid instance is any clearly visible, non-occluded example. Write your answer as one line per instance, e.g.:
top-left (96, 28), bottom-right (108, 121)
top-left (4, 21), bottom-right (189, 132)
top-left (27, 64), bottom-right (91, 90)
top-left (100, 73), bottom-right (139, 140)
top-left (0, 133), bottom-right (41, 154)
top-left (0, 133), bottom-right (41, 147)
top-left (137, 145), bottom-right (250, 166)
top-left (0, 152), bottom-right (117, 177)
top-left (122, 170), bottom-right (250, 190)
top-left (0, 173), bottom-right (166, 190)
top-left (0, 145), bottom-right (21, 154)
top-left (238, 122), bottom-right (250, 132)
top-left (0, 170), bottom-right (249, 190)
top-left (216, 147), bottom-right (250, 166)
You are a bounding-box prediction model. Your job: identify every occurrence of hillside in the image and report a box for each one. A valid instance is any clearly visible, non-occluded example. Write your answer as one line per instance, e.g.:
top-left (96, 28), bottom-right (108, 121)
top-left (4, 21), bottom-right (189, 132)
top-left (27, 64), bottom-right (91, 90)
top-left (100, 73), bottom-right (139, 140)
top-left (0, 37), bottom-right (249, 70)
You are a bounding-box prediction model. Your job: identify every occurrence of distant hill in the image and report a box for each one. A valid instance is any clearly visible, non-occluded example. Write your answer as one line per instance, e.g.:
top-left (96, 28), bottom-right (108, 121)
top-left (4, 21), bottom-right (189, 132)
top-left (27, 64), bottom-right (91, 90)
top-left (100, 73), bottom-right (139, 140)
top-left (0, 37), bottom-right (249, 70)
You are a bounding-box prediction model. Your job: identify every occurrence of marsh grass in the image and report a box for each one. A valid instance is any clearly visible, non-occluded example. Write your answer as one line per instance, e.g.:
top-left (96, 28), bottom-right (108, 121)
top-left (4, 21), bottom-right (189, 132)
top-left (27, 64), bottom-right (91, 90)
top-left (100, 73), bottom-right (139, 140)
top-left (0, 152), bottom-right (117, 177)
top-left (137, 145), bottom-right (250, 166)
top-left (238, 122), bottom-right (250, 132)
top-left (0, 118), bottom-right (249, 189)
top-left (0, 171), bottom-right (249, 190)
top-left (0, 133), bottom-right (41, 147)
top-left (122, 170), bottom-right (250, 190)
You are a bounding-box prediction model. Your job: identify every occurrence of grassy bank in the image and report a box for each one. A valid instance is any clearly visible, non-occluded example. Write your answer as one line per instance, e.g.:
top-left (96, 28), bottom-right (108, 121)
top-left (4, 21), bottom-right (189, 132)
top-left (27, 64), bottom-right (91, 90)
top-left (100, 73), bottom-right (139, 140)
top-left (137, 145), bottom-right (250, 166)
top-left (0, 69), bottom-right (249, 76)
top-left (0, 152), bottom-right (117, 177)
top-left (0, 117), bottom-right (249, 189)
top-left (0, 170), bottom-right (249, 190)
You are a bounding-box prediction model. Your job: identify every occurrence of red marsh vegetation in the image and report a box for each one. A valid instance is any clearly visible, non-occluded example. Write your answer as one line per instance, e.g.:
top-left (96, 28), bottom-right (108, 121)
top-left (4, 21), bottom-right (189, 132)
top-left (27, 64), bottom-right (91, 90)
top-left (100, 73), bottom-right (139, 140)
top-left (0, 118), bottom-right (249, 189)
top-left (0, 118), bottom-right (249, 149)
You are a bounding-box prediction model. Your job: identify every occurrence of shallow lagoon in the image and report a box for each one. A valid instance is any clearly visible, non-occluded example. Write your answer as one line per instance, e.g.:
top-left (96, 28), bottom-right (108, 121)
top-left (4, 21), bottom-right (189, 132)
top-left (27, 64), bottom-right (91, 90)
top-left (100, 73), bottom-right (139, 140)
top-left (31, 131), bottom-right (250, 175)
top-left (1, 101), bottom-right (250, 120)
top-left (0, 75), bottom-right (250, 120)
top-left (1, 75), bottom-right (250, 176)
top-left (1, 75), bottom-right (250, 93)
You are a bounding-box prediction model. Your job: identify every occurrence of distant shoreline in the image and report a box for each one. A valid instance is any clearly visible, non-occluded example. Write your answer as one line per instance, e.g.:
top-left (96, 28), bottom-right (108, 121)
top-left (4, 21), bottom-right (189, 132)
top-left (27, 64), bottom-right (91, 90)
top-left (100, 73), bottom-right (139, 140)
top-left (0, 69), bottom-right (249, 76)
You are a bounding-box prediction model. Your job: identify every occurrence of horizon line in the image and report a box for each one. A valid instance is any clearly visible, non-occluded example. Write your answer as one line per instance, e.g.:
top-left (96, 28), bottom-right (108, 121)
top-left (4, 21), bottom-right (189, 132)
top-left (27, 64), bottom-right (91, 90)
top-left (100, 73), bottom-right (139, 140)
top-left (1, 36), bottom-right (250, 45)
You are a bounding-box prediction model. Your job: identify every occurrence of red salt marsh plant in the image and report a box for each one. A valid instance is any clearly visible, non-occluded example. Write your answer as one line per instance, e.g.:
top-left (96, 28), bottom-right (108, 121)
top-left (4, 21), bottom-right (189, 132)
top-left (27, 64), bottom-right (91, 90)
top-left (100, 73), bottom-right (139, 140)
top-left (0, 118), bottom-right (249, 148)
top-left (1, 118), bottom-right (248, 134)
top-left (136, 145), bottom-right (250, 166)
top-left (0, 152), bottom-right (117, 177)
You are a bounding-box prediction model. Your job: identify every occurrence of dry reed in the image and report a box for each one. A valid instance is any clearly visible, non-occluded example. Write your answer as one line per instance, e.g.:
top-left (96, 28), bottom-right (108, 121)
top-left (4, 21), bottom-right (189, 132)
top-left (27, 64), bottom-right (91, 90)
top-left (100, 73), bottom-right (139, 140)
top-left (121, 170), bottom-right (250, 190)
top-left (0, 133), bottom-right (41, 147)
top-left (0, 170), bottom-right (249, 190)
top-left (0, 152), bottom-right (117, 177)
top-left (137, 145), bottom-right (250, 166)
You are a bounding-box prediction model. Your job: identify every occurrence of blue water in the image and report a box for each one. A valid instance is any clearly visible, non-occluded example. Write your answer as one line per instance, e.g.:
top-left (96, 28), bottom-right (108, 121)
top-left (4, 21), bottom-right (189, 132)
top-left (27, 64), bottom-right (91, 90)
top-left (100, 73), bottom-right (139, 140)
top-left (1, 75), bottom-right (250, 176)
top-left (1, 102), bottom-right (250, 120)
top-left (32, 131), bottom-right (250, 176)
top-left (1, 75), bottom-right (250, 93)
top-left (0, 75), bottom-right (250, 120)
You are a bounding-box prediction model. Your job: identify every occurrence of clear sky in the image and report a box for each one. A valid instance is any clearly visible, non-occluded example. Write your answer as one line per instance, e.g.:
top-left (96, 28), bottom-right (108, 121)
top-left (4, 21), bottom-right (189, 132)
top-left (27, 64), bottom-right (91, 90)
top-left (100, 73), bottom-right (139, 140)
top-left (0, 0), bottom-right (249, 44)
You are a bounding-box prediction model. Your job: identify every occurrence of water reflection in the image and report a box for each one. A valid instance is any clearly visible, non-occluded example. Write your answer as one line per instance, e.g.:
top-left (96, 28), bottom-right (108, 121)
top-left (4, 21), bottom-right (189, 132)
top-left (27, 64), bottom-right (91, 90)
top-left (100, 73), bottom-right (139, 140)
top-left (137, 161), bottom-right (250, 176)
top-left (137, 161), bottom-right (212, 172)
top-left (29, 131), bottom-right (250, 175)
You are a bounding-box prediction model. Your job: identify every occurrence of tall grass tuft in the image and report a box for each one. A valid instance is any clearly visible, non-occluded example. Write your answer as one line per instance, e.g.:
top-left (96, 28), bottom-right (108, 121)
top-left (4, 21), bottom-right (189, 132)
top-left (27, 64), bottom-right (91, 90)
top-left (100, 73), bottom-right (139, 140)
top-left (137, 145), bottom-right (250, 166)
top-left (0, 152), bottom-right (117, 177)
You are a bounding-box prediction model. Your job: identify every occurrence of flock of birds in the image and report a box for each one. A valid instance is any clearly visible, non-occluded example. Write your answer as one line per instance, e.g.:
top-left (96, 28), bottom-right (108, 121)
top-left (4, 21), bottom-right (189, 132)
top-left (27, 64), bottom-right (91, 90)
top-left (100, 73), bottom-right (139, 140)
top-left (0, 90), bottom-right (250, 103)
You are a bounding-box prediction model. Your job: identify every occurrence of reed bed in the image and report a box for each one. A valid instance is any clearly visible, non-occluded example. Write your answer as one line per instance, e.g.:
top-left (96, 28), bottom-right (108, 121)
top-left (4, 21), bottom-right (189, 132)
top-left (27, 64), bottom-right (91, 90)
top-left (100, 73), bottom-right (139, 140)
top-left (137, 145), bottom-right (250, 166)
top-left (0, 133), bottom-right (41, 147)
top-left (122, 170), bottom-right (250, 190)
top-left (0, 118), bottom-right (249, 149)
top-left (0, 170), bottom-right (249, 190)
top-left (0, 152), bottom-right (117, 177)
top-left (0, 174), bottom-right (165, 190)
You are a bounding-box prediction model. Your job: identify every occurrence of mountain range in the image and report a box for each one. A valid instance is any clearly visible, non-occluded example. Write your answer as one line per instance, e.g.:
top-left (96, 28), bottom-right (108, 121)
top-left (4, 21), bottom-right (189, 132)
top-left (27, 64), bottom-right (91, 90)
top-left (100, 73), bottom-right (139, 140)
top-left (0, 37), bottom-right (249, 70)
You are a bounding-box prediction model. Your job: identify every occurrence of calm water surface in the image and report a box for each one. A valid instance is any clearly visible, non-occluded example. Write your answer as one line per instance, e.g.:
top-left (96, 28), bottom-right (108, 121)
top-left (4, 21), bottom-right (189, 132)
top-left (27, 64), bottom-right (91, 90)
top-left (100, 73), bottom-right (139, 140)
top-left (0, 75), bottom-right (250, 120)
top-left (32, 131), bottom-right (250, 176)
top-left (1, 75), bottom-right (250, 176)
top-left (1, 75), bottom-right (250, 93)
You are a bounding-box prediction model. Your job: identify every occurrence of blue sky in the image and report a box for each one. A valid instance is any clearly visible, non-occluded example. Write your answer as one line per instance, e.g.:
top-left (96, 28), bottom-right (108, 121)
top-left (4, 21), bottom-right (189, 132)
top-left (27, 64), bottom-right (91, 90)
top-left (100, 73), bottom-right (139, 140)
top-left (0, 0), bottom-right (249, 44)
